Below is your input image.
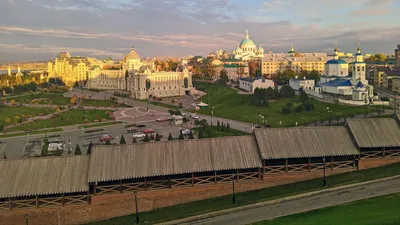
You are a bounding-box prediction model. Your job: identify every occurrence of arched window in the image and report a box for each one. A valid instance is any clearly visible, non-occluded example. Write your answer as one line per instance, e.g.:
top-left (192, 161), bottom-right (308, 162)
top-left (357, 66), bottom-right (360, 72)
top-left (184, 77), bottom-right (189, 88)
top-left (145, 79), bottom-right (151, 90)
top-left (362, 67), bottom-right (365, 71)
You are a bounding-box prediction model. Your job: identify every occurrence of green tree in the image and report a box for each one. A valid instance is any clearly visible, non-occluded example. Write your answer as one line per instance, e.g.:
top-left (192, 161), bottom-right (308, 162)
top-left (179, 133), bottom-right (184, 140)
top-left (198, 127), bottom-right (204, 139)
top-left (132, 138), bottom-right (138, 144)
top-left (0, 123), bottom-right (3, 132)
top-left (299, 91), bottom-right (309, 102)
top-left (221, 122), bottom-right (225, 131)
top-left (74, 144), bottom-right (82, 155)
top-left (219, 69), bottom-right (229, 83)
top-left (168, 109), bottom-right (175, 115)
top-left (307, 70), bottom-right (320, 82)
top-left (279, 85), bottom-right (295, 98)
top-left (278, 69), bottom-right (296, 84)
top-left (87, 141), bottom-right (92, 155)
top-left (174, 110), bottom-right (181, 115)
top-left (168, 133), bottom-right (173, 140)
top-left (120, 134), bottom-right (126, 144)
top-left (188, 131), bottom-right (194, 139)
top-left (105, 140), bottom-right (111, 145)
top-left (143, 134), bottom-right (150, 142)
top-left (295, 104), bottom-right (304, 113)
top-left (227, 123), bottom-right (231, 131)
top-left (248, 61), bottom-right (259, 77)
top-left (155, 133), bottom-right (161, 141)
top-left (375, 53), bottom-right (387, 62)
top-left (217, 120), bottom-right (220, 130)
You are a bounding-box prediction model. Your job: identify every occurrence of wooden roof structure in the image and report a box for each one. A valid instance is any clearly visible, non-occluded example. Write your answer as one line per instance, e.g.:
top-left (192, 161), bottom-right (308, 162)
top-left (88, 136), bottom-right (262, 182)
top-left (253, 127), bottom-right (359, 160)
top-left (0, 156), bottom-right (89, 198)
top-left (347, 118), bottom-right (400, 148)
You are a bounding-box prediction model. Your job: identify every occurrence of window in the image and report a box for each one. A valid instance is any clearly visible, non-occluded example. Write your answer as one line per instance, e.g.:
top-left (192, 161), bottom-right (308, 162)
top-left (357, 66), bottom-right (360, 72)
top-left (362, 67), bottom-right (365, 71)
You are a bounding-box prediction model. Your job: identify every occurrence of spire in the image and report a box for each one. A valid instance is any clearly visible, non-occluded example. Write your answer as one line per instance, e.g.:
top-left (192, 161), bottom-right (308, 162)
top-left (245, 30), bottom-right (249, 39)
top-left (7, 66), bottom-right (11, 76)
top-left (291, 44), bottom-right (294, 52)
top-left (334, 44), bottom-right (339, 53)
top-left (131, 46), bottom-right (135, 50)
top-left (357, 43), bottom-right (361, 53)
top-left (18, 66), bottom-right (20, 73)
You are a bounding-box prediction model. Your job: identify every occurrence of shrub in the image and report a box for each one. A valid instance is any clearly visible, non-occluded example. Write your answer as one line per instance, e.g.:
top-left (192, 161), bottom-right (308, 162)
top-left (303, 102), bottom-right (315, 111)
top-left (381, 97), bottom-right (390, 101)
top-left (281, 103), bottom-right (293, 114)
top-left (120, 134), bottom-right (126, 144)
top-left (299, 91), bottom-right (309, 102)
top-left (168, 133), bottom-right (173, 140)
top-left (279, 85), bottom-right (295, 98)
top-left (74, 144), bottom-right (82, 155)
top-left (295, 104), bottom-right (305, 113)
top-left (179, 133), bottom-right (184, 140)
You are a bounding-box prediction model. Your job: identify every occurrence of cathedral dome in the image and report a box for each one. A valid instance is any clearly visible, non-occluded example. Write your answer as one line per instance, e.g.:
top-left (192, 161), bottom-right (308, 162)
top-left (258, 46), bottom-right (264, 53)
top-left (239, 30), bottom-right (256, 48)
top-left (124, 47), bottom-right (140, 60)
top-left (235, 46), bottom-right (243, 52)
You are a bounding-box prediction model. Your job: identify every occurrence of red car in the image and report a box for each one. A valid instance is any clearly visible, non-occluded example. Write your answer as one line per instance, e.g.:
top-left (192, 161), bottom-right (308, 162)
top-left (99, 134), bottom-right (113, 141)
top-left (143, 129), bottom-right (155, 134)
top-left (156, 117), bottom-right (169, 122)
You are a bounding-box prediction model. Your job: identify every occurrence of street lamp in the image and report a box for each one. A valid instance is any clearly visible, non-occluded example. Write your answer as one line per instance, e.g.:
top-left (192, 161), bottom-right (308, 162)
top-left (326, 107), bottom-right (332, 126)
top-left (134, 191), bottom-right (139, 224)
top-left (322, 157), bottom-right (326, 187)
top-left (211, 106), bottom-right (215, 126)
top-left (69, 140), bottom-right (72, 155)
top-left (24, 214), bottom-right (29, 225)
top-left (232, 172), bottom-right (236, 204)
top-left (45, 127), bottom-right (47, 138)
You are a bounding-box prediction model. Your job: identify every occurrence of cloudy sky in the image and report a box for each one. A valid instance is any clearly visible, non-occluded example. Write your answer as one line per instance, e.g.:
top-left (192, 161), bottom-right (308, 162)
top-left (0, 0), bottom-right (399, 61)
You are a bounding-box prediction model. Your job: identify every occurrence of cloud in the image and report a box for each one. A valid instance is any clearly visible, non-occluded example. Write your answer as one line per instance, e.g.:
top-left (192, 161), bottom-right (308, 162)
top-left (260, 0), bottom-right (290, 11)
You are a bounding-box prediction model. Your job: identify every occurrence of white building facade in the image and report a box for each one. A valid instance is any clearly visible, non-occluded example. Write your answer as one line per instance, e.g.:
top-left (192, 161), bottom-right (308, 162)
top-left (232, 30), bottom-right (264, 62)
top-left (289, 76), bottom-right (315, 91)
top-left (239, 77), bottom-right (274, 93)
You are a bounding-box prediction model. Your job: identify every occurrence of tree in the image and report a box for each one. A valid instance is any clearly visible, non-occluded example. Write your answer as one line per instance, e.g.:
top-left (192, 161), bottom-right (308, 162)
top-left (0, 123), bottom-right (3, 132)
top-left (253, 88), bottom-right (269, 107)
top-left (226, 123), bottom-right (231, 131)
top-left (168, 133), bottom-right (173, 140)
top-left (105, 140), bottom-right (111, 145)
top-left (219, 69), bottom-right (229, 83)
top-left (13, 116), bottom-right (20, 124)
top-left (299, 91), bottom-right (309, 103)
top-left (132, 138), bottom-right (138, 144)
top-left (307, 70), bottom-right (320, 82)
top-left (248, 61), bottom-right (259, 77)
top-left (174, 110), bottom-right (181, 115)
top-left (265, 87), bottom-right (279, 99)
top-left (188, 131), bottom-right (194, 139)
top-left (278, 69), bottom-right (296, 84)
top-left (179, 133), bottom-right (184, 140)
top-left (279, 85), bottom-right (295, 98)
top-left (143, 134), bottom-right (150, 142)
top-left (281, 103), bottom-right (293, 114)
top-left (3, 153), bottom-right (6, 159)
top-left (221, 122), bottom-right (225, 131)
top-left (120, 134), bottom-right (126, 144)
top-left (303, 102), bottom-right (315, 111)
top-left (87, 141), bottom-right (92, 155)
top-left (168, 109), bottom-right (175, 115)
top-left (295, 104), bottom-right (304, 113)
top-left (155, 133), bottom-right (161, 141)
top-left (375, 53), bottom-right (387, 62)
top-left (4, 118), bottom-right (10, 124)
top-left (198, 127), bottom-right (204, 139)
top-left (74, 144), bottom-right (82, 155)
top-left (217, 120), bottom-right (220, 130)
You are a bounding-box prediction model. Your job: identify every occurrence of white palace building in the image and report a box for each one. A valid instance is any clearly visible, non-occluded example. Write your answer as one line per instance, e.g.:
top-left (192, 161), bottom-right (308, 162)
top-left (86, 47), bottom-right (194, 100)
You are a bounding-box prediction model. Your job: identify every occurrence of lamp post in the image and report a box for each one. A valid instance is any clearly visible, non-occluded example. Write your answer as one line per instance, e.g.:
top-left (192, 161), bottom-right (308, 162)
top-left (232, 172), bottom-right (236, 204)
top-left (45, 127), bottom-right (47, 138)
top-left (69, 140), bottom-right (72, 155)
top-left (24, 214), bottom-right (29, 225)
top-left (134, 191), bottom-right (139, 224)
top-left (211, 106), bottom-right (214, 126)
top-left (326, 107), bottom-right (332, 126)
top-left (322, 157), bottom-right (326, 187)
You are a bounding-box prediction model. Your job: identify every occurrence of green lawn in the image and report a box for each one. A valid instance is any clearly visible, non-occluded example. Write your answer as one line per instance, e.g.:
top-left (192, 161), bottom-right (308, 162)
top-left (7, 109), bottom-right (112, 132)
top-left (0, 106), bottom-right (55, 126)
top-left (194, 82), bottom-right (378, 127)
top-left (193, 125), bottom-right (248, 138)
top-left (253, 193), bottom-right (400, 225)
top-left (87, 162), bottom-right (400, 225)
top-left (6, 93), bottom-right (126, 107)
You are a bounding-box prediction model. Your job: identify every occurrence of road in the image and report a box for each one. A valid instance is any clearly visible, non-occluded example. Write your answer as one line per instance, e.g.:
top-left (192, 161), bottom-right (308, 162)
top-left (185, 177), bottom-right (400, 225)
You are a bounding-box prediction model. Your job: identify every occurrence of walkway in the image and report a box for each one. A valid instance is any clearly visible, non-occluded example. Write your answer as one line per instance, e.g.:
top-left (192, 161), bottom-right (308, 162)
top-left (185, 177), bottom-right (400, 225)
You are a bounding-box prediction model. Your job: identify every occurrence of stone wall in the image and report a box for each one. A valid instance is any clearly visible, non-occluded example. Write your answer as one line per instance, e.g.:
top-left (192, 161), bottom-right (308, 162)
top-left (1, 158), bottom-right (400, 225)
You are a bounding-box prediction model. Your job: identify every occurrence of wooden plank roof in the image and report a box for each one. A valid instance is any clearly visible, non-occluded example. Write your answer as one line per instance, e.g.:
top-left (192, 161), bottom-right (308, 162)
top-left (88, 136), bottom-right (262, 183)
top-left (347, 118), bottom-right (400, 148)
top-left (253, 127), bottom-right (359, 160)
top-left (0, 156), bottom-right (89, 198)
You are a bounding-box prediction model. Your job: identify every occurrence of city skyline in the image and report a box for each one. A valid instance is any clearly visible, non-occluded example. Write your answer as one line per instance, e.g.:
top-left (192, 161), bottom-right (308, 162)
top-left (1, 0), bottom-right (399, 61)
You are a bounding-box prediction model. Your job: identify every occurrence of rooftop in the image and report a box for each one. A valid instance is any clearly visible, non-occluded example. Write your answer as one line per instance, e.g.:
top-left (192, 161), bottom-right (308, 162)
top-left (320, 79), bottom-right (352, 87)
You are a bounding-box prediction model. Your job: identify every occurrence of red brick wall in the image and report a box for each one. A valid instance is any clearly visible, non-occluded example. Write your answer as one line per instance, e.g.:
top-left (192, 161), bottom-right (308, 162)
top-left (1, 158), bottom-right (398, 225)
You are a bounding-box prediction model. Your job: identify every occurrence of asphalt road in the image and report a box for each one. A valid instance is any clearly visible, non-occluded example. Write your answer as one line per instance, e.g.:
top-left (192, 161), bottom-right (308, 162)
top-left (185, 177), bottom-right (400, 225)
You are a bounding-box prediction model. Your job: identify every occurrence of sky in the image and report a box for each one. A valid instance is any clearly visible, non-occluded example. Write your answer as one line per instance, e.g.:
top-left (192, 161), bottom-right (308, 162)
top-left (0, 0), bottom-right (399, 61)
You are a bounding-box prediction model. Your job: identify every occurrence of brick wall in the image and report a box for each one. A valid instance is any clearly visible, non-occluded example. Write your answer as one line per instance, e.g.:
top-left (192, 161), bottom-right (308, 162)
top-left (1, 158), bottom-right (399, 225)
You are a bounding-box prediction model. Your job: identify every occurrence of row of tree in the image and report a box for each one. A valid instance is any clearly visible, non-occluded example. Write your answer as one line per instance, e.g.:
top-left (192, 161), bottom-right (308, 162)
top-left (253, 85), bottom-right (295, 107)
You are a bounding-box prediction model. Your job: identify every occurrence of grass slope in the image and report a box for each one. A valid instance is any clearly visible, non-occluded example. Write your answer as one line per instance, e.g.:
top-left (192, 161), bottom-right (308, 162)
top-left (194, 82), bottom-right (377, 127)
top-left (0, 106), bottom-right (55, 125)
top-left (87, 162), bottom-right (400, 225)
top-left (7, 109), bottom-right (111, 132)
top-left (254, 193), bottom-right (400, 225)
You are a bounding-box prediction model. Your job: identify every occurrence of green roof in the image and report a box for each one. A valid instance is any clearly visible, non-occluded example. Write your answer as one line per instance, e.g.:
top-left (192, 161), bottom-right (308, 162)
top-left (221, 59), bottom-right (241, 62)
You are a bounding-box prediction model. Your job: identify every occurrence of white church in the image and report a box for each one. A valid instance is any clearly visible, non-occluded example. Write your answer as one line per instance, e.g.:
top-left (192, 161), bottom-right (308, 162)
top-left (317, 45), bottom-right (373, 102)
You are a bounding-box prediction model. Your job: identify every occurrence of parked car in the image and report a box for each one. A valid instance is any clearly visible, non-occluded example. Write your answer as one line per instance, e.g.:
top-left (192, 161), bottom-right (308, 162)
top-left (253, 124), bottom-right (262, 128)
top-left (136, 124), bottom-right (146, 128)
top-left (156, 117), bottom-right (169, 122)
top-left (191, 113), bottom-right (199, 119)
top-left (132, 133), bottom-right (146, 138)
top-left (127, 127), bottom-right (139, 132)
top-left (143, 129), bottom-right (155, 134)
top-left (190, 103), bottom-right (197, 107)
top-left (99, 134), bottom-right (113, 141)
top-left (181, 129), bottom-right (194, 135)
